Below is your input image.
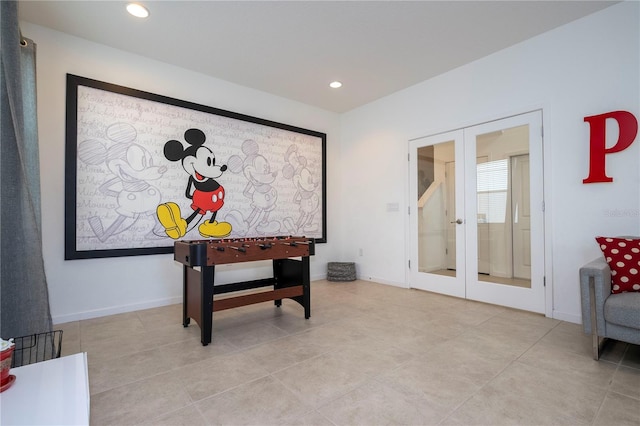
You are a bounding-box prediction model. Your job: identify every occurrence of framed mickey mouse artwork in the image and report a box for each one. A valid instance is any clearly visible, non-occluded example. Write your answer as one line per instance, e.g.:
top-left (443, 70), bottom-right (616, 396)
top-left (64, 74), bottom-right (326, 260)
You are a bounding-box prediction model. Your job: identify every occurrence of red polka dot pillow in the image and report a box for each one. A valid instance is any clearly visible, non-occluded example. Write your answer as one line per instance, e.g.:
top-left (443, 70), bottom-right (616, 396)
top-left (595, 237), bottom-right (640, 294)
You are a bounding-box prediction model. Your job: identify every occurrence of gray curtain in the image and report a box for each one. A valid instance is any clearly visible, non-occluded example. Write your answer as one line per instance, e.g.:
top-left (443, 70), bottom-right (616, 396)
top-left (1, 1), bottom-right (53, 339)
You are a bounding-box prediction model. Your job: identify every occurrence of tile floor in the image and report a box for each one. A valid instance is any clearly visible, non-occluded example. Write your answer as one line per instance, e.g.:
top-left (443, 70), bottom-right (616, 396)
top-left (57, 280), bottom-right (640, 425)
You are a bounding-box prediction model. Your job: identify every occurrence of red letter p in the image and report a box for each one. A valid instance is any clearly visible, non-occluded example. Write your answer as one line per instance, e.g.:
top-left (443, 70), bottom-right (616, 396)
top-left (583, 110), bottom-right (638, 183)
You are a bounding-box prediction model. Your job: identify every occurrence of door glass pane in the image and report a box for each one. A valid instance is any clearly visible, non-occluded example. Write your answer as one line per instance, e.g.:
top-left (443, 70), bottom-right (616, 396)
top-left (417, 141), bottom-right (456, 276)
top-left (475, 125), bottom-right (531, 288)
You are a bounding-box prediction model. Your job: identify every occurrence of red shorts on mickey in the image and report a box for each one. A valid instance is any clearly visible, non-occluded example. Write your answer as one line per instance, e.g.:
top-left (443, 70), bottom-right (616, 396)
top-left (191, 186), bottom-right (225, 214)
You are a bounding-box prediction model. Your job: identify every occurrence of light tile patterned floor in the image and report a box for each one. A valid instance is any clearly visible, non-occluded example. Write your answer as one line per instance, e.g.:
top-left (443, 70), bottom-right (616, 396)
top-left (56, 280), bottom-right (640, 426)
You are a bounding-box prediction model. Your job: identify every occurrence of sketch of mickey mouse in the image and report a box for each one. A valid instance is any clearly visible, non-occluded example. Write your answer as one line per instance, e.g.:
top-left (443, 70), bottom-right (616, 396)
top-left (225, 139), bottom-right (280, 236)
top-left (156, 128), bottom-right (232, 239)
top-left (282, 144), bottom-right (320, 234)
top-left (78, 122), bottom-right (166, 242)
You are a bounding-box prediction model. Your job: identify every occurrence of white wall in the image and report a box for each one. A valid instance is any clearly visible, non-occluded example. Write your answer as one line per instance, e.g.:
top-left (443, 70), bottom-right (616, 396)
top-left (21, 23), bottom-right (341, 324)
top-left (338, 1), bottom-right (640, 323)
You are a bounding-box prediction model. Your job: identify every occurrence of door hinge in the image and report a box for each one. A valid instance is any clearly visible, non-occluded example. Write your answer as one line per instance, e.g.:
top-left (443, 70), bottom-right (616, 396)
top-left (542, 201), bottom-right (545, 212)
top-left (408, 206), bottom-right (410, 215)
top-left (408, 153), bottom-right (410, 161)
top-left (408, 259), bottom-right (411, 269)
top-left (541, 126), bottom-right (544, 137)
top-left (543, 276), bottom-right (546, 287)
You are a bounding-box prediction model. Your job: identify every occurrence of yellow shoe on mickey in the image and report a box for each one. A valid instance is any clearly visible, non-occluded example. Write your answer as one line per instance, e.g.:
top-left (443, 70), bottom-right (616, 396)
top-left (199, 220), bottom-right (232, 238)
top-left (156, 202), bottom-right (187, 239)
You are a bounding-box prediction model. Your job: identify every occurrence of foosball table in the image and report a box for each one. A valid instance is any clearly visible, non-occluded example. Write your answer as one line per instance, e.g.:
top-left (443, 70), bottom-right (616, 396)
top-left (173, 236), bottom-right (314, 346)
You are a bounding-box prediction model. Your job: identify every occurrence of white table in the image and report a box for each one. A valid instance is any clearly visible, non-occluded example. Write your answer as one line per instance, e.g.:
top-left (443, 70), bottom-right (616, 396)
top-left (0, 352), bottom-right (90, 425)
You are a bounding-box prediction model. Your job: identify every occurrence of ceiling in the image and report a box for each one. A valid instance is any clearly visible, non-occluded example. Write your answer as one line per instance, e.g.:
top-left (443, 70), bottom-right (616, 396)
top-left (18, 1), bottom-right (618, 113)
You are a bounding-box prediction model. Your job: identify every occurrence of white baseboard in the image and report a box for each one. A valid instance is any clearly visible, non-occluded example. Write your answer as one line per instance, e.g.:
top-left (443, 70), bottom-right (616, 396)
top-left (313, 272), bottom-right (407, 288)
top-left (54, 276), bottom-right (329, 324)
top-left (52, 296), bottom-right (182, 325)
top-left (54, 282), bottom-right (579, 326)
top-left (52, 276), bottom-right (407, 324)
top-left (311, 273), bottom-right (326, 282)
top-left (358, 276), bottom-right (408, 288)
top-left (552, 310), bottom-right (582, 325)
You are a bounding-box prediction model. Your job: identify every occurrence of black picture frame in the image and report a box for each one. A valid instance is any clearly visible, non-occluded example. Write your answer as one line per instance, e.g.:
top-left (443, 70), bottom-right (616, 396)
top-left (65, 74), bottom-right (326, 260)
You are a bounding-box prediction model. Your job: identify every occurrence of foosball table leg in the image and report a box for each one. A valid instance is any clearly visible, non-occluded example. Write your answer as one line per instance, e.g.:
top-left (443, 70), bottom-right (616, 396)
top-left (304, 290), bottom-right (310, 319)
top-left (273, 259), bottom-right (283, 308)
top-left (200, 266), bottom-right (215, 346)
top-left (303, 256), bottom-right (311, 319)
top-left (182, 265), bottom-right (190, 327)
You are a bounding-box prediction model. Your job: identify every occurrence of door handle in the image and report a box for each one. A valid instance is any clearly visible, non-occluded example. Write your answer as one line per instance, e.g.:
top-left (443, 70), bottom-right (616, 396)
top-left (450, 219), bottom-right (463, 224)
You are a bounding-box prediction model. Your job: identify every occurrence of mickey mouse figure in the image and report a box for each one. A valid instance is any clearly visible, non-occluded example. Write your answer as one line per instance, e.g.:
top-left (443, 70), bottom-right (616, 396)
top-left (156, 128), bottom-right (232, 239)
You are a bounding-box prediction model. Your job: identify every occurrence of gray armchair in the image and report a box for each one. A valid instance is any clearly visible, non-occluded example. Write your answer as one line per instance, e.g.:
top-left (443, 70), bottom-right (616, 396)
top-left (580, 257), bottom-right (640, 359)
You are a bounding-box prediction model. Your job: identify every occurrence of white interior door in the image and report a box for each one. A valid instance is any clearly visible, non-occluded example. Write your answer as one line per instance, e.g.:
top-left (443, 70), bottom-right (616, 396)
top-left (409, 130), bottom-right (465, 298)
top-left (409, 111), bottom-right (545, 313)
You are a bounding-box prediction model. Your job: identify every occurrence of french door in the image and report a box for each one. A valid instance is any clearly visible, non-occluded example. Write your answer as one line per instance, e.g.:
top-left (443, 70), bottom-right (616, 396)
top-left (408, 111), bottom-right (545, 313)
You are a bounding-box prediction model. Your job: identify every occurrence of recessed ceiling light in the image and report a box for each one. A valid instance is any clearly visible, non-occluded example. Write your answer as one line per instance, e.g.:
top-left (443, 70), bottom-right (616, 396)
top-left (329, 81), bottom-right (343, 89)
top-left (127, 3), bottom-right (149, 18)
